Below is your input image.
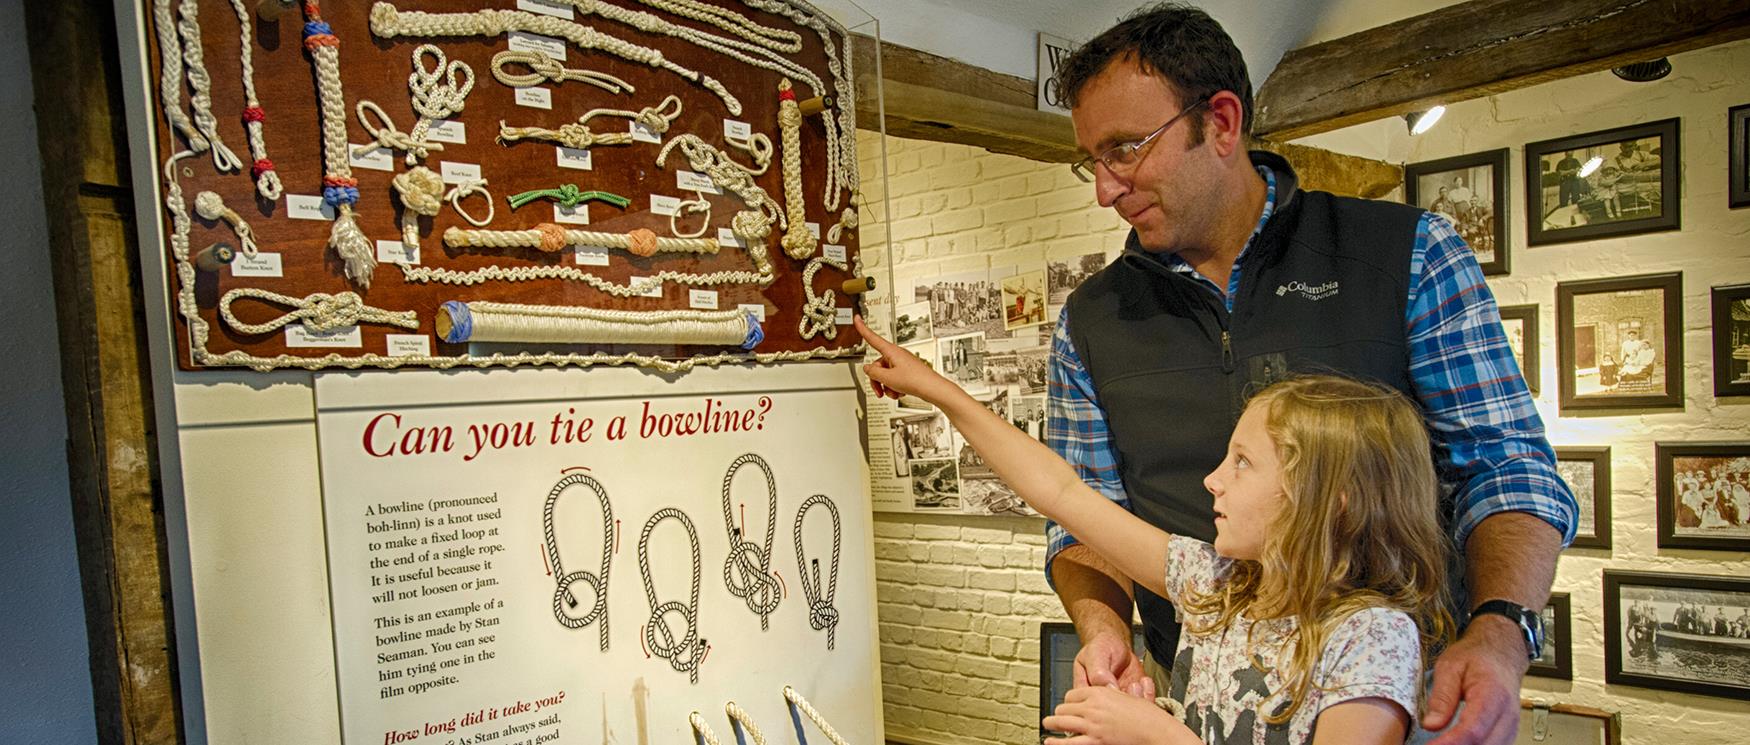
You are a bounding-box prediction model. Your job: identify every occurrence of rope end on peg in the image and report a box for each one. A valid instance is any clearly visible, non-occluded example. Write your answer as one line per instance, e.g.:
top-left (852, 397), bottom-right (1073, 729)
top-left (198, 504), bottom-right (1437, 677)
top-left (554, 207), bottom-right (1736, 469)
top-left (839, 277), bottom-right (875, 295)
top-left (195, 242), bottom-right (237, 273)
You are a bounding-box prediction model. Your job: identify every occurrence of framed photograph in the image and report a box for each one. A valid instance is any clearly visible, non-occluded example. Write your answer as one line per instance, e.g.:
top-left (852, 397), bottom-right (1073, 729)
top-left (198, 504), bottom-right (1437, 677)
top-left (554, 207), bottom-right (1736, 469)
top-left (1000, 269), bottom-right (1048, 330)
top-left (1556, 272), bottom-right (1683, 411)
top-left (1498, 304), bottom-right (1540, 394)
top-left (1556, 446), bottom-right (1611, 550)
top-left (1528, 592), bottom-right (1573, 680)
top-left (1526, 118), bottom-right (1680, 245)
top-left (1405, 149), bottom-right (1510, 275)
top-left (1713, 284), bottom-right (1750, 397)
top-left (1656, 442), bottom-right (1750, 551)
top-left (1731, 104), bottom-right (1749, 209)
top-left (1604, 569), bottom-right (1750, 700)
top-left (894, 300), bottom-right (935, 344)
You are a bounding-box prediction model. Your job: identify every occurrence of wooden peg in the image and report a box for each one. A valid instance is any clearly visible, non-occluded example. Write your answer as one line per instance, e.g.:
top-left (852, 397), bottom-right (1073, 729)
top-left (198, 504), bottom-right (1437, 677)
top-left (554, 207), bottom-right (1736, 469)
top-left (195, 242), bottom-right (236, 272)
top-left (798, 95), bottom-right (834, 117)
top-left (256, 0), bottom-right (288, 22)
top-left (840, 276), bottom-right (875, 294)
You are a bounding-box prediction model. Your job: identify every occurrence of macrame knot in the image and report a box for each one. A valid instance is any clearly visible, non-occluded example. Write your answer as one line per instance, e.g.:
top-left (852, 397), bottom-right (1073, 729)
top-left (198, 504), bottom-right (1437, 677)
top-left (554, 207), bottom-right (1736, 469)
top-left (627, 228), bottom-right (659, 257)
top-left (732, 210), bottom-right (771, 241)
top-left (194, 190), bottom-right (228, 221)
top-left (251, 159), bottom-right (275, 180)
top-left (366, 3), bottom-right (399, 36)
top-left (322, 176), bottom-right (360, 207)
top-left (535, 223), bottom-right (571, 253)
top-left (241, 106), bottom-right (266, 123)
top-left (306, 292), bottom-right (366, 331)
top-left (393, 166), bottom-right (445, 217)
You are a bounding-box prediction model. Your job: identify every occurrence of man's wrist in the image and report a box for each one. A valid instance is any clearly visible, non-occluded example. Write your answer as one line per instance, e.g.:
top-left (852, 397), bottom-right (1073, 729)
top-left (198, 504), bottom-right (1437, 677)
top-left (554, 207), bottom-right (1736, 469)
top-left (1464, 612), bottom-right (1534, 667)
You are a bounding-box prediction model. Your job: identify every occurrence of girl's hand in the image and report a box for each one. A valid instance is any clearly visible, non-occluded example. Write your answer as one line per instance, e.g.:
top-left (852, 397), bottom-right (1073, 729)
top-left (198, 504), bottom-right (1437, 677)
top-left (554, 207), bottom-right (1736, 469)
top-left (855, 316), bottom-right (961, 405)
top-left (1043, 687), bottom-right (1194, 745)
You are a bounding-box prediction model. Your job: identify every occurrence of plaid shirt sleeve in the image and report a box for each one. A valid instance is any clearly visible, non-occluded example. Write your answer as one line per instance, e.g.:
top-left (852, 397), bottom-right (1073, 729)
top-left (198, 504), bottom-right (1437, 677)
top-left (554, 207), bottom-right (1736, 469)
top-left (1407, 212), bottom-right (1578, 548)
top-left (1043, 307), bottom-right (1133, 588)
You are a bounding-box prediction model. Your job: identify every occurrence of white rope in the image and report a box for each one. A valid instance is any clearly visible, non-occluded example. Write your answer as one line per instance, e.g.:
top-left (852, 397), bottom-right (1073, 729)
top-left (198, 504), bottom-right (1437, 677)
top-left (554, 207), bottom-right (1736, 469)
top-left (353, 99), bottom-right (441, 163)
top-left (175, 0), bottom-right (244, 173)
top-left (736, 0), bottom-right (860, 212)
top-left (498, 95), bottom-right (682, 150)
top-left (726, 702), bottom-right (773, 745)
top-left (778, 79), bottom-right (814, 259)
top-left (491, 50), bottom-right (634, 95)
top-left (393, 167), bottom-right (445, 250)
top-left (226, 0), bottom-right (283, 199)
top-left (152, 0), bottom-right (205, 150)
top-left (405, 44), bottom-right (474, 165)
top-left (304, 2), bottom-right (377, 288)
top-left (193, 190), bottom-right (260, 258)
top-left (441, 302), bottom-right (762, 348)
top-left (367, 2), bottom-right (742, 115)
top-left (220, 288), bottom-right (419, 335)
top-left (690, 712), bottom-right (725, 745)
top-left (782, 686), bottom-right (851, 745)
top-left (631, 0), bottom-right (802, 53)
top-left (444, 178), bottom-right (495, 227)
top-left (444, 224), bottom-right (718, 256)
top-left (671, 192), bottom-right (712, 239)
top-left (399, 262), bottom-right (771, 297)
top-left (658, 135), bottom-right (782, 245)
top-left (797, 255), bottom-right (845, 340)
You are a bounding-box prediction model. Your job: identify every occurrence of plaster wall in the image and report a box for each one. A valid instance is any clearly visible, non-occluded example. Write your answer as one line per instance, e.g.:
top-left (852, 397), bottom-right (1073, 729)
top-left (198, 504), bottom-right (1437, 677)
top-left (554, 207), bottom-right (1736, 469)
top-left (859, 37), bottom-right (1750, 745)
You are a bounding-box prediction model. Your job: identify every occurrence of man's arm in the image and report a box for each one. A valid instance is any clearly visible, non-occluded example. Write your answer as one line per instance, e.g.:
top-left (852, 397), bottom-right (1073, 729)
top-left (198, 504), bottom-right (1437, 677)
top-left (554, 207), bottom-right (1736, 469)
top-left (1044, 310), bottom-right (1151, 696)
top-left (1403, 213), bottom-right (1577, 745)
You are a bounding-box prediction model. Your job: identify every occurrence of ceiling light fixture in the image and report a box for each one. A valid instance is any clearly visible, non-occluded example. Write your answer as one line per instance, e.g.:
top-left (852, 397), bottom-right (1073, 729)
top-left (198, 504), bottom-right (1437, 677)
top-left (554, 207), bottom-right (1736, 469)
top-left (1405, 105), bottom-right (1446, 136)
top-left (1612, 58), bottom-right (1672, 83)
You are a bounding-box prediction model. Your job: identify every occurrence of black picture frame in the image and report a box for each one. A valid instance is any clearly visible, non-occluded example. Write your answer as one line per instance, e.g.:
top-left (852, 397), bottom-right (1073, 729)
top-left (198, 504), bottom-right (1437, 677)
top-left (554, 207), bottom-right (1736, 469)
top-left (1526, 118), bottom-right (1681, 246)
top-left (1498, 304), bottom-right (1540, 395)
top-left (1528, 592), bottom-right (1573, 680)
top-left (1713, 284), bottom-right (1750, 397)
top-left (1556, 272), bottom-right (1684, 412)
top-left (1405, 148), bottom-right (1511, 275)
top-left (1604, 569), bottom-right (1750, 700)
top-left (1656, 442), bottom-right (1750, 552)
top-left (1556, 446), bottom-right (1611, 550)
top-left (1731, 104), bottom-right (1749, 209)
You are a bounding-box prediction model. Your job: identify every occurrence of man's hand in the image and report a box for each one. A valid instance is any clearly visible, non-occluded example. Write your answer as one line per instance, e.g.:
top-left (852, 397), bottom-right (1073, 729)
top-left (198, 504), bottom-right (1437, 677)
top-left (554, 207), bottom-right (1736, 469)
top-left (1423, 614), bottom-right (1529, 745)
top-left (1044, 686), bottom-right (1189, 745)
top-left (1073, 629), bottom-right (1154, 699)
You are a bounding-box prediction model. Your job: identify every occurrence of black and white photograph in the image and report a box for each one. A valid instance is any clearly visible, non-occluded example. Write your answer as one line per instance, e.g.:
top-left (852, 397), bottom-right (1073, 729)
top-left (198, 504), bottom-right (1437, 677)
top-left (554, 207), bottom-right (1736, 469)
top-left (909, 458), bottom-right (962, 511)
top-left (1001, 269), bottom-right (1048, 330)
top-left (1498, 304), bottom-right (1540, 394)
top-left (957, 395), bottom-right (1037, 517)
top-left (1657, 443), bottom-right (1750, 551)
top-left (888, 419), bottom-right (912, 478)
top-left (1009, 396), bottom-right (1047, 446)
top-left (984, 347), bottom-right (1049, 394)
top-left (1713, 284), bottom-right (1750, 397)
top-left (1732, 103), bottom-right (1749, 209)
top-left (918, 270), bottom-right (1006, 340)
top-left (1526, 119), bottom-right (1681, 245)
top-left (1556, 446), bottom-right (1611, 550)
top-left (894, 410), bottom-right (954, 461)
top-left (938, 332), bottom-right (990, 394)
top-left (1606, 570), bottom-right (1750, 700)
top-left (894, 300), bottom-right (935, 344)
top-left (1405, 149), bottom-right (1509, 275)
top-left (1048, 251), bottom-right (1109, 320)
top-left (1529, 592), bottom-right (1573, 680)
top-left (895, 340), bottom-right (939, 411)
top-left (1557, 272), bottom-right (1684, 411)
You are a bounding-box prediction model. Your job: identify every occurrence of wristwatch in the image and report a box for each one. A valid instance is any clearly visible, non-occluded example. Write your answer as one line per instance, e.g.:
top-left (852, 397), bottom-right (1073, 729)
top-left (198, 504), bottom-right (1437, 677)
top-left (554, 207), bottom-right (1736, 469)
top-left (1472, 599), bottom-right (1544, 661)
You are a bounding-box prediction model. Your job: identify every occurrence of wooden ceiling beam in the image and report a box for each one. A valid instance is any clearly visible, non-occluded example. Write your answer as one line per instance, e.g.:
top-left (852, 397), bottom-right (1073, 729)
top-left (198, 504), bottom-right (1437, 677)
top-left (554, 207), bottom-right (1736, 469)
top-left (1255, 0), bottom-right (1750, 141)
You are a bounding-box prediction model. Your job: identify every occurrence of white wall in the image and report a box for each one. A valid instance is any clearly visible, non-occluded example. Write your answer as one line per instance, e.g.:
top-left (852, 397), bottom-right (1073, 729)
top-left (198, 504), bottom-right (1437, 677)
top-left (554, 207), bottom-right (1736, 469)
top-left (0, 0), bottom-right (98, 741)
top-left (861, 37), bottom-right (1750, 745)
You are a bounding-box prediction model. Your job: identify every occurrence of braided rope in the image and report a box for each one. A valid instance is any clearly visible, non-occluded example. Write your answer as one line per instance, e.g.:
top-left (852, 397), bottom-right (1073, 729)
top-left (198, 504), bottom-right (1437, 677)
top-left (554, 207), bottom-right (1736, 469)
top-left (406, 44), bottom-right (474, 164)
top-left (797, 255), bottom-right (845, 341)
top-left (689, 712), bottom-right (725, 745)
top-left (726, 701), bottom-right (774, 745)
top-left (441, 301), bottom-right (763, 348)
top-left (658, 134), bottom-right (782, 244)
top-left (720, 453), bottom-right (781, 630)
top-left (491, 50), bottom-right (634, 94)
top-left (444, 224), bottom-right (717, 256)
top-left (782, 686), bottom-right (850, 745)
top-left (542, 472), bottom-right (614, 650)
top-left (793, 494), bottom-right (841, 650)
top-left (152, 0), bottom-right (205, 149)
top-left (219, 288), bottom-right (419, 335)
top-left (777, 79), bottom-right (814, 259)
top-left (393, 167), bottom-right (445, 249)
top-left (498, 95), bottom-right (680, 150)
top-left (737, 0), bottom-right (858, 212)
top-left (193, 190), bottom-right (260, 258)
top-left (400, 261), bottom-right (771, 296)
top-left (226, 0), bottom-right (283, 199)
top-left (176, 0), bottom-right (244, 173)
top-left (368, 2), bottom-right (741, 115)
top-left (303, 0), bottom-right (377, 288)
top-left (444, 178), bottom-right (495, 227)
top-left (631, 0), bottom-right (802, 53)
top-left (639, 508), bottom-right (706, 684)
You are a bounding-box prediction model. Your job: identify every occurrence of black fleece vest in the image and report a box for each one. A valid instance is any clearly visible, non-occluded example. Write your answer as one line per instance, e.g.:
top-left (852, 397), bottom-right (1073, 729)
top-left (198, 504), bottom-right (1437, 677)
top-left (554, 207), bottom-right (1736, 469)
top-left (1063, 152), bottom-right (1424, 661)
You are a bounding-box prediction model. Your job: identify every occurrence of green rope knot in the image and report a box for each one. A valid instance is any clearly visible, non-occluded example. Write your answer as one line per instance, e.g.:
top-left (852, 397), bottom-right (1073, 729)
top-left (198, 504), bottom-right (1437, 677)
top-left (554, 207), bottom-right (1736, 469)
top-left (508, 184), bottom-right (632, 210)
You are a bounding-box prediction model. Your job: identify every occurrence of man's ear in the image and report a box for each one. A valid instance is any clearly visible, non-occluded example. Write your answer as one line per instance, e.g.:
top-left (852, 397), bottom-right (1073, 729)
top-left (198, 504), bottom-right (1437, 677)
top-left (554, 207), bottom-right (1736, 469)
top-left (1202, 90), bottom-right (1248, 158)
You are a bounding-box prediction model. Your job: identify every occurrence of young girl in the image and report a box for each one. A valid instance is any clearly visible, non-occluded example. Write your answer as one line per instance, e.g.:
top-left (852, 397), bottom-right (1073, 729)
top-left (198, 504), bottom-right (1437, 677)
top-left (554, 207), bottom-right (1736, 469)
top-left (856, 318), bottom-right (1454, 745)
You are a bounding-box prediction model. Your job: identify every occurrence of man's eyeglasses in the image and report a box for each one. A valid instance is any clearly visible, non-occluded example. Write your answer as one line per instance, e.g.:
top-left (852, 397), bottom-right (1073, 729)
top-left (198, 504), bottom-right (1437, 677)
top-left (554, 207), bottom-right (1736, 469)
top-left (1070, 96), bottom-right (1211, 183)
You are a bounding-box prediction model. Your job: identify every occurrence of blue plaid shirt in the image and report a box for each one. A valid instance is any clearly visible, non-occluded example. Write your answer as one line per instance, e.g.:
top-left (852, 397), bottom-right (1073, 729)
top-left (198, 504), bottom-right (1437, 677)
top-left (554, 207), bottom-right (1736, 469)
top-left (1044, 167), bottom-right (1576, 586)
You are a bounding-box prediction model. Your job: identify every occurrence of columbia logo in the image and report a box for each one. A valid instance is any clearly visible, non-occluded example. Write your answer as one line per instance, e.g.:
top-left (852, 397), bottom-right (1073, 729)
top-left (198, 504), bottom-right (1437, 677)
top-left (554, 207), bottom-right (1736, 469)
top-left (1276, 280), bottom-right (1340, 301)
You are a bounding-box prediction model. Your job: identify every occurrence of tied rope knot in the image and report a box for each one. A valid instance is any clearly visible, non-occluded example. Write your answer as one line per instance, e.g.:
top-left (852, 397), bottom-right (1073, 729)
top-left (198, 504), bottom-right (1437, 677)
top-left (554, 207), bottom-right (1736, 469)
top-left (490, 50), bottom-right (635, 94)
top-left (797, 256), bottom-right (846, 341)
top-left (193, 190), bottom-right (260, 257)
top-left (218, 288), bottom-right (418, 335)
top-left (353, 100), bottom-right (442, 162)
top-left (627, 228), bottom-right (659, 257)
top-left (794, 494), bottom-right (842, 648)
top-left (721, 453), bottom-right (781, 629)
top-left (444, 178), bottom-right (495, 227)
top-left (393, 167), bottom-right (445, 217)
top-left (543, 472), bottom-right (614, 650)
top-left (732, 210), bottom-right (773, 242)
top-left (807, 599), bottom-right (840, 632)
top-left (639, 507), bottom-right (706, 684)
top-left (406, 44), bottom-right (473, 163)
top-left (534, 223), bottom-right (572, 253)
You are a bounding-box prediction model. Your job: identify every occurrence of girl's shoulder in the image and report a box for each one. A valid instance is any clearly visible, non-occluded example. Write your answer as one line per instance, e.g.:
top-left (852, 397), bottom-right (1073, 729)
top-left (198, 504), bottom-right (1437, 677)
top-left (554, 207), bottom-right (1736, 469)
top-left (1163, 535), bottom-right (1231, 606)
top-left (1314, 605), bottom-right (1423, 689)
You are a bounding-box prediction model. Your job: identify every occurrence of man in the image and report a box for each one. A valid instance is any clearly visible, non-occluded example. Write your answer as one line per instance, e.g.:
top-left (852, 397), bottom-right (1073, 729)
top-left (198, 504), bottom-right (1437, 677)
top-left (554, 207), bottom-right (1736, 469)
top-left (1043, 5), bottom-right (1576, 744)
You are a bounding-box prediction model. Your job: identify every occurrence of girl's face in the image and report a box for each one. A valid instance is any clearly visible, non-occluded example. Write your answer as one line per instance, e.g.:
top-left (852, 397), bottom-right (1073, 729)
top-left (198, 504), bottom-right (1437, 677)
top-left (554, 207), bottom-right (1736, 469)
top-left (1202, 404), bottom-right (1288, 560)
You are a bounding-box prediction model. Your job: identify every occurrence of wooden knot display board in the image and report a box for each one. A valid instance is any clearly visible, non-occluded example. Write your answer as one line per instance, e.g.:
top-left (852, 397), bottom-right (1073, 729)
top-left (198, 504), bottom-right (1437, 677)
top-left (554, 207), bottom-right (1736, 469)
top-left (145, 0), bottom-right (865, 372)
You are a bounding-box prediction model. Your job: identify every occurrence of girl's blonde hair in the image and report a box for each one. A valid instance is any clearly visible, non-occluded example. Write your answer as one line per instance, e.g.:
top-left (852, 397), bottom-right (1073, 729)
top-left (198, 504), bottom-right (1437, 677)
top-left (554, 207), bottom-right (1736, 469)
top-left (1180, 375), bottom-right (1455, 724)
